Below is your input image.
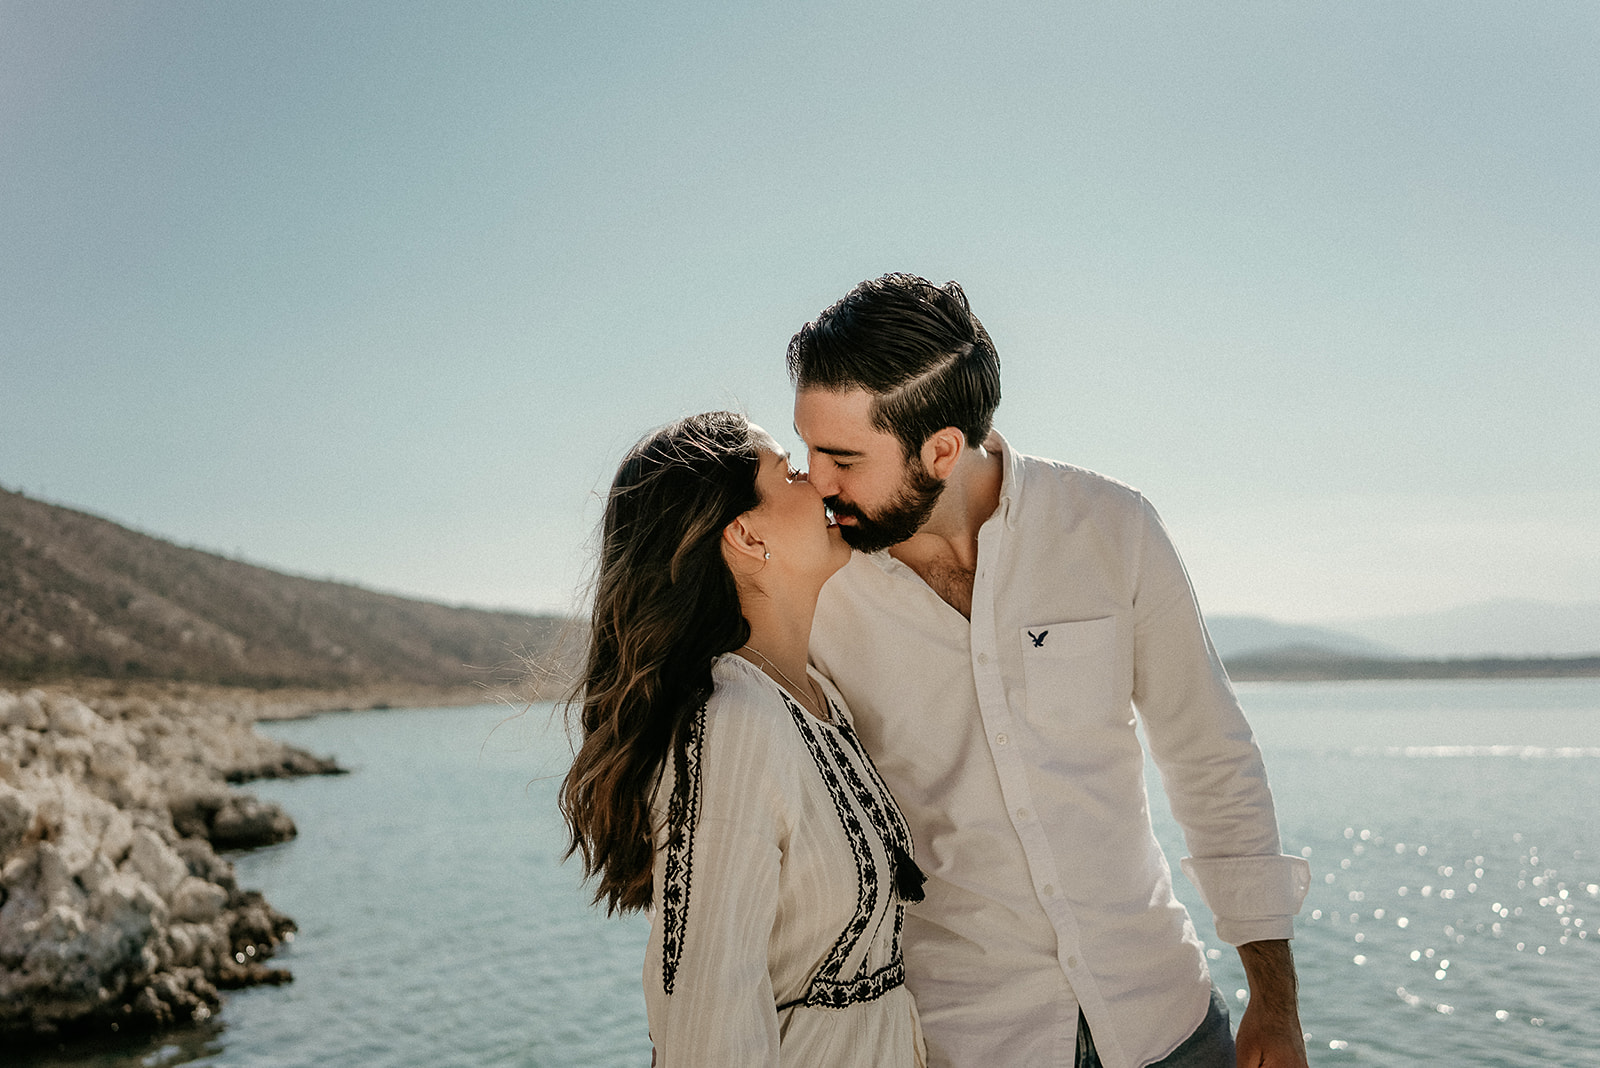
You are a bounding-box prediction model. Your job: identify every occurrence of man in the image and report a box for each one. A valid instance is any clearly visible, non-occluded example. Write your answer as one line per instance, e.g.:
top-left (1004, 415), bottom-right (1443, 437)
top-left (789, 274), bottom-right (1311, 1068)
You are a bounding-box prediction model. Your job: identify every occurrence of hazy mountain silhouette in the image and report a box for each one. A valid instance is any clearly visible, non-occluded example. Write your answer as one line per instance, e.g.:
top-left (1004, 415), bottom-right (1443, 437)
top-left (1332, 599), bottom-right (1600, 658)
top-left (1208, 602), bottom-right (1599, 661)
top-left (1, 485), bottom-right (568, 689)
top-left (1203, 616), bottom-right (1398, 660)
top-left (1206, 610), bottom-right (1598, 681)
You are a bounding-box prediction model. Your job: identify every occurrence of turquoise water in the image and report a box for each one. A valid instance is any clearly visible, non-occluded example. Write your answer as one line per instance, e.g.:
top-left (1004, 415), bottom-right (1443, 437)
top-left (17, 679), bottom-right (1600, 1067)
top-left (1212, 679), bottom-right (1600, 1066)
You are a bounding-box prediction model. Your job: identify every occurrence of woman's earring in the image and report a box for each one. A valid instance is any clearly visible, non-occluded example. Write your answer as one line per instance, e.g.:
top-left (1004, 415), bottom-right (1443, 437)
top-left (763, 550), bottom-right (771, 560)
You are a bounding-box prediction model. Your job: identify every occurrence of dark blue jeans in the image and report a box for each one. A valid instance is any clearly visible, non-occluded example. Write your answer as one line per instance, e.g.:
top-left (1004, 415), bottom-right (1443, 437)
top-left (1077, 986), bottom-right (1234, 1068)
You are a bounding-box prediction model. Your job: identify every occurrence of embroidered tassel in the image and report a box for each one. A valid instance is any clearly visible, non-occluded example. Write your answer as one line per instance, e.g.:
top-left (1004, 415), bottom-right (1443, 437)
top-left (892, 843), bottom-right (926, 903)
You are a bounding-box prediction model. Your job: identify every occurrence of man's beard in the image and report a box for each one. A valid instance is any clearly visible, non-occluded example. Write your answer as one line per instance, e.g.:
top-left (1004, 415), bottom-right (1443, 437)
top-left (827, 459), bottom-right (946, 554)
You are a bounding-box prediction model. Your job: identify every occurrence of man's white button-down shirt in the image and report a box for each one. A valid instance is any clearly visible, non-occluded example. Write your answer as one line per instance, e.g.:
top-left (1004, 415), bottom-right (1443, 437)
top-left (810, 434), bottom-right (1310, 1068)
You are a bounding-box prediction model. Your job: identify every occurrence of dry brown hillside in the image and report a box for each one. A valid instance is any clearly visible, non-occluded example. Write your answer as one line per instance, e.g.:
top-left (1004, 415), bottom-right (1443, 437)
top-left (0, 485), bottom-right (573, 691)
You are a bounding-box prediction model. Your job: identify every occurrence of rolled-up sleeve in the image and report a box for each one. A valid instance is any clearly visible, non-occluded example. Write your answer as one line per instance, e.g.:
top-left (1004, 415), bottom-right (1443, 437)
top-left (1131, 496), bottom-right (1311, 944)
top-left (1180, 854), bottom-right (1312, 944)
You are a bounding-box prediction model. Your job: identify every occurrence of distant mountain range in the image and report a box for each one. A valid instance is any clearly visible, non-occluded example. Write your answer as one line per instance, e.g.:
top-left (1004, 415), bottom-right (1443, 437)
top-left (1207, 602), bottom-right (1600, 660)
top-left (1, 486), bottom-right (570, 691)
top-left (1206, 605), bottom-right (1599, 681)
top-left (1204, 617), bottom-right (1397, 660)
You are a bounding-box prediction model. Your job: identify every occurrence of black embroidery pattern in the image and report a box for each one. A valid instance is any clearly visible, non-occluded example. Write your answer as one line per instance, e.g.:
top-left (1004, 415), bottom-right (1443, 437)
top-left (785, 698), bottom-right (877, 977)
top-left (819, 713), bottom-right (918, 983)
top-left (660, 675), bottom-right (914, 1013)
top-left (658, 701), bottom-right (706, 996)
top-left (781, 694), bottom-right (912, 1011)
top-left (829, 715), bottom-right (916, 866)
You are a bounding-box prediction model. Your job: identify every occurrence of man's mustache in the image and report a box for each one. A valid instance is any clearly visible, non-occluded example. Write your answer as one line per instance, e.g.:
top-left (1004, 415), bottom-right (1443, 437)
top-left (824, 497), bottom-right (867, 521)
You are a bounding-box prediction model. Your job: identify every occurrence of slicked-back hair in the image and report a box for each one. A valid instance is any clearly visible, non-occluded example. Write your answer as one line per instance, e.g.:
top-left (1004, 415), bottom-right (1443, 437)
top-left (559, 411), bottom-right (761, 914)
top-left (787, 273), bottom-right (1001, 458)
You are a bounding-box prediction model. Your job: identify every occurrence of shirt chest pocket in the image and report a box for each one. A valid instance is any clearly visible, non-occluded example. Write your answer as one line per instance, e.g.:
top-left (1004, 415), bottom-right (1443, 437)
top-left (1017, 617), bottom-right (1120, 735)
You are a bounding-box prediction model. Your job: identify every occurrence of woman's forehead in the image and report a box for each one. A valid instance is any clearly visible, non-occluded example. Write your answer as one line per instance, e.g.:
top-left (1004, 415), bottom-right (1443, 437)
top-left (748, 424), bottom-right (784, 457)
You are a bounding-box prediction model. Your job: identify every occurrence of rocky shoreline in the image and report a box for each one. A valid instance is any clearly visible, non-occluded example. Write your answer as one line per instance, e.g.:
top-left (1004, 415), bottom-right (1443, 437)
top-left (0, 685), bottom-right (348, 1044)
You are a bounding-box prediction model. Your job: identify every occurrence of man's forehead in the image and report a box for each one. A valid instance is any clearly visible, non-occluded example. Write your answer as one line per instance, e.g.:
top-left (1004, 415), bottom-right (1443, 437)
top-left (793, 388), bottom-right (890, 449)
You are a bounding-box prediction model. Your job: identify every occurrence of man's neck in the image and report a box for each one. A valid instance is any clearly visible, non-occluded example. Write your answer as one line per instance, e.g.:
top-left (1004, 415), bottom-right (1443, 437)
top-left (888, 436), bottom-right (1003, 612)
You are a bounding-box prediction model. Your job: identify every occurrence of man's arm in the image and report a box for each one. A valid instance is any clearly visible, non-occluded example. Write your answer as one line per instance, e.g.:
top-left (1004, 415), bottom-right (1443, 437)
top-left (1234, 940), bottom-right (1308, 1068)
top-left (1126, 496), bottom-right (1311, 1063)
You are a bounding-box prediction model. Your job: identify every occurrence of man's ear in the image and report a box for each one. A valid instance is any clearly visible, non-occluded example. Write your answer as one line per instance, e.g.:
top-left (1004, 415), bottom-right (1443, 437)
top-left (922, 426), bottom-right (965, 479)
top-left (721, 512), bottom-right (767, 571)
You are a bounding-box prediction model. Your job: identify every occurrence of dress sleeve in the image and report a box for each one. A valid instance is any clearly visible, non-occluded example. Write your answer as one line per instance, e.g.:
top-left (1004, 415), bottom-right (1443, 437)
top-left (647, 698), bottom-right (797, 1067)
top-left (1129, 495), bottom-right (1310, 944)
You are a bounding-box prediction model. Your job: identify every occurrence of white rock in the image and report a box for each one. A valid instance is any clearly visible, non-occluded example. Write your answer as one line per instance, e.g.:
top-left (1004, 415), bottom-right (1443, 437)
top-left (15, 691), bottom-right (48, 731)
top-left (126, 827), bottom-right (189, 898)
top-left (79, 853), bottom-right (116, 895)
top-left (169, 876), bottom-right (228, 923)
top-left (1, 847), bottom-right (36, 891)
top-left (164, 920), bottom-right (226, 970)
top-left (90, 736), bottom-right (136, 783)
top-left (26, 902), bottom-right (89, 944)
top-left (47, 696), bottom-right (100, 736)
top-left (36, 841), bottom-right (87, 910)
top-left (97, 807), bottom-right (136, 864)
top-left (0, 781), bottom-right (35, 853)
top-left (88, 869), bottom-right (166, 933)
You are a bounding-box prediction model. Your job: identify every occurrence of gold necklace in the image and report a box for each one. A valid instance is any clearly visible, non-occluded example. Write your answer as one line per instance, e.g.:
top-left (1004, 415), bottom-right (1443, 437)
top-left (740, 644), bottom-right (829, 722)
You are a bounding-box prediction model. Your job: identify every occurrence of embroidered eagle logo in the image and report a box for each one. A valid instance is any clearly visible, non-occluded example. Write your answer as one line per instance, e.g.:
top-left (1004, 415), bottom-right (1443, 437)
top-left (1028, 630), bottom-right (1049, 647)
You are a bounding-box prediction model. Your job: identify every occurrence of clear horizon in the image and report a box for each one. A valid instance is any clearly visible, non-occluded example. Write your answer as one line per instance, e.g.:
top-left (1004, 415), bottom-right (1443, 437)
top-left (4, 3), bottom-right (1596, 623)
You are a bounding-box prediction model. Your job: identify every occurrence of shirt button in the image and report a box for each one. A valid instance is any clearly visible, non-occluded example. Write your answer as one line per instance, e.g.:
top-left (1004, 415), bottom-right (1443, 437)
top-left (1043, 883), bottom-right (1055, 896)
top-left (1016, 807), bottom-right (1029, 821)
top-left (977, 652), bottom-right (989, 665)
top-left (996, 733), bottom-right (1008, 745)
top-left (1067, 955), bottom-right (1080, 969)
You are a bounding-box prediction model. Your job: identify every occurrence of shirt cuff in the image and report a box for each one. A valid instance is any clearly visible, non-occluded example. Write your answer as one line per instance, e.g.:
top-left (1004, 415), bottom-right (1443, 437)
top-left (1180, 854), bottom-right (1312, 946)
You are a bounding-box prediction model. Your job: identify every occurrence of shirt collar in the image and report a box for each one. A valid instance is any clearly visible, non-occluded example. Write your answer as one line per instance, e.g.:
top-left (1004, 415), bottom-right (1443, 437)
top-left (990, 430), bottom-right (1022, 531)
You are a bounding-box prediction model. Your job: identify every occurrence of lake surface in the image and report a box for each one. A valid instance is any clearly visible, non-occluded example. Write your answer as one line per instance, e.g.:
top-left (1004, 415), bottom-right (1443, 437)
top-left (18, 678), bottom-right (1600, 1067)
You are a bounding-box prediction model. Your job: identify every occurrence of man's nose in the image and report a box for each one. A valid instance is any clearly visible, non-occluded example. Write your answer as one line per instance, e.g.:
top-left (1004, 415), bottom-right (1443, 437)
top-left (804, 455), bottom-right (837, 497)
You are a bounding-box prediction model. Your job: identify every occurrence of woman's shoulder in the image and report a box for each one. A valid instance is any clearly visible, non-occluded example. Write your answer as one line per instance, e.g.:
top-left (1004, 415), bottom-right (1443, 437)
top-left (663, 656), bottom-right (809, 813)
top-left (653, 658), bottom-right (804, 819)
top-left (700, 655), bottom-right (808, 755)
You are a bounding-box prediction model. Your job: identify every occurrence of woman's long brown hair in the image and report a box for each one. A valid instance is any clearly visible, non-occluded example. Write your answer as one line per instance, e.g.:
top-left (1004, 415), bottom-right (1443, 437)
top-left (559, 412), bottom-right (761, 914)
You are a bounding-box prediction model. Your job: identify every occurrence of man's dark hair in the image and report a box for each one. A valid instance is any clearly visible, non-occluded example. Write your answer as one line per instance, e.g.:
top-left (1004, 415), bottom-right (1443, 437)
top-left (787, 273), bottom-right (1002, 459)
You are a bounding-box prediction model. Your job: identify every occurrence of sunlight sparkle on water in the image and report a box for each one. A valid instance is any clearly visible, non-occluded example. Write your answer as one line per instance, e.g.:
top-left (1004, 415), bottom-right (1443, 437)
top-left (1299, 818), bottom-right (1595, 1036)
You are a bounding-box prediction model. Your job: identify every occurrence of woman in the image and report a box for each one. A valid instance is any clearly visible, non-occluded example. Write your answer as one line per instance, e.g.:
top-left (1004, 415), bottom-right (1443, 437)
top-left (560, 411), bottom-right (926, 1066)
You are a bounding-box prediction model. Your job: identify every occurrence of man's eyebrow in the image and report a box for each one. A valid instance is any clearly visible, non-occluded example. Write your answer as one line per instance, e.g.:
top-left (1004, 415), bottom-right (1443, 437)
top-left (810, 444), bottom-right (864, 459)
top-left (796, 434), bottom-right (864, 460)
top-left (793, 422), bottom-right (865, 459)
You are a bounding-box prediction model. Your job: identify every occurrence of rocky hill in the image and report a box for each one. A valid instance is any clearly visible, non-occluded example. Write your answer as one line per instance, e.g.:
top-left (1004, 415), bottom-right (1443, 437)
top-left (0, 486), bottom-right (572, 693)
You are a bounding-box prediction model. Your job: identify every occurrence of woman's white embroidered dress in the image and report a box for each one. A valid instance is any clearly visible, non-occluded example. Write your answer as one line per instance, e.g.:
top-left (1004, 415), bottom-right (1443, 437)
top-left (643, 655), bottom-right (926, 1067)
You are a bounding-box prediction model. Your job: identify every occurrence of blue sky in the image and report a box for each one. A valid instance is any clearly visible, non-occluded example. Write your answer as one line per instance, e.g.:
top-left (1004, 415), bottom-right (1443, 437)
top-left (3, 2), bottom-right (1596, 622)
